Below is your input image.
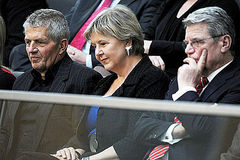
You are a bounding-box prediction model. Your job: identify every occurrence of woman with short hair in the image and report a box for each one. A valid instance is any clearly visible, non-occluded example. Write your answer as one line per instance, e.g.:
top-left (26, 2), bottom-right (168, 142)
top-left (56, 5), bottom-right (170, 160)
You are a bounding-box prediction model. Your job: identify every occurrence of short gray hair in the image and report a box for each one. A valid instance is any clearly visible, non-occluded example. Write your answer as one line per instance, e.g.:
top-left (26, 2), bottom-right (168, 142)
top-left (23, 9), bottom-right (70, 43)
top-left (183, 6), bottom-right (235, 51)
top-left (84, 5), bottom-right (144, 56)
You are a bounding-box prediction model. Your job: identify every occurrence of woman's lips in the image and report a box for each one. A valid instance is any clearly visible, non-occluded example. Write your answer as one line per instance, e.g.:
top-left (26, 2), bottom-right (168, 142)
top-left (101, 57), bottom-right (108, 63)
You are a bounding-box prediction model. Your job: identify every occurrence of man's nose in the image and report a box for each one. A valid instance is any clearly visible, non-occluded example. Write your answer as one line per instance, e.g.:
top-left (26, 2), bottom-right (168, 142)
top-left (29, 42), bottom-right (38, 53)
top-left (185, 43), bottom-right (195, 55)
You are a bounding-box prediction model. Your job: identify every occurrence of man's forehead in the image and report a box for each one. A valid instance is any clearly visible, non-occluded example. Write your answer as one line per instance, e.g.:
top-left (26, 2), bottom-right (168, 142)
top-left (185, 23), bottom-right (209, 38)
top-left (25, 26), bottom-right (47, 32)
top-left (25, 26), bottom-right (49, 39)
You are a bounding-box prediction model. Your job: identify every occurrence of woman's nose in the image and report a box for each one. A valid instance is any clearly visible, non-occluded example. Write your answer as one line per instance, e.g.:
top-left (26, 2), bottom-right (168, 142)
top-left (95, 46), bottom-right (103, 56)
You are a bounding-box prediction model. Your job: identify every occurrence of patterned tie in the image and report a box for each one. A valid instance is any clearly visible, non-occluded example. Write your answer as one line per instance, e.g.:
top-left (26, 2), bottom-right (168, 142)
top-left (70, 0), bottom-right (113, 50)
top-left (147, 117), bottom-right (181, 160)
top-left (195, 77), bottom-right (209, 94)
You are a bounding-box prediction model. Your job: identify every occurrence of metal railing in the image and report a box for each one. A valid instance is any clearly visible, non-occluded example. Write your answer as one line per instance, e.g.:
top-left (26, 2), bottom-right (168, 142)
top-left (0, 90), bottom-right (240, 117)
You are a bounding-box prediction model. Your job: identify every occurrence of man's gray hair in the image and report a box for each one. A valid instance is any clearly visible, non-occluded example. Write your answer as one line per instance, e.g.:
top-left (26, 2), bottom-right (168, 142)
top-left (84, 5), bottom-right (144, 56)
top-left (23, 9), bottom-right (70, 43)
top-left (183, 6), bottom-right (235, 51)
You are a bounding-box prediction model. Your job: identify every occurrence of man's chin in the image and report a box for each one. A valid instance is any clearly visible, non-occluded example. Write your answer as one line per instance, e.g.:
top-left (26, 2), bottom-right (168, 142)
top-left (32, 65), bottom-right (46, 73)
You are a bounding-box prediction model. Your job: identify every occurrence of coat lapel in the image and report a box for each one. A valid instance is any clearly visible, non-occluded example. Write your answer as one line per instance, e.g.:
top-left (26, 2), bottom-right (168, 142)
top-left (119, 0), bottom-right (136, 6)
top-left (115, 55), bottom-right (152, 97)
top-left (201, 59), bottom-right (240, 102)
top-left (21, 71), bottom-right (34, 91)
top-left (49, 55), bottom-right (71, 93)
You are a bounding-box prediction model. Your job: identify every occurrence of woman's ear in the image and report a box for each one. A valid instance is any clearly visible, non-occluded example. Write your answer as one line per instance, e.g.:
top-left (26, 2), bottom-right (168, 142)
top-left (125, 39), bottom-right (132, 47)
top-left (125, 39), bottom-right (132, 56)
top-left (220, 35), bottom-right (232, 53)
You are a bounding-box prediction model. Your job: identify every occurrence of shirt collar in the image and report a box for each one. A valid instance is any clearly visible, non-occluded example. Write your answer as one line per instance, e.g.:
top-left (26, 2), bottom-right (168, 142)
top-left (31, 59), bottom-right (62, 85)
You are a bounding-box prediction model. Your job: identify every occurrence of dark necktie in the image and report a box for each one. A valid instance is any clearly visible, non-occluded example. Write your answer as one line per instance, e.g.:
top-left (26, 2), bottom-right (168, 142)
top-left (195, 77), bottom-right (209, 94)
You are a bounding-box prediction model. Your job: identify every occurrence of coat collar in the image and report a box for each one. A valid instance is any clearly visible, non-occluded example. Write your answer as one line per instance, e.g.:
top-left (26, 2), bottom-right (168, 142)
top-left (48, 54), bottom-right (72, 93)
top-left (123, 54), bottom-right (152, 85)
top-left (95, 54), bottom-right (152, 96)
top-left (24, 53), bottom-right (72, 92)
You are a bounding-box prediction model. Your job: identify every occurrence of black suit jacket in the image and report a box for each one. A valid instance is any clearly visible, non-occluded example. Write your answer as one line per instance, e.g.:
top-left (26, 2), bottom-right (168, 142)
top-left (66, 0), bottom-right (163, 67)
top-left (134, 59), bottom-right (240, 160)
top-left (86, 55), bottom-right (170, 160)
top-left (0, 54), bottom-right (102, 159)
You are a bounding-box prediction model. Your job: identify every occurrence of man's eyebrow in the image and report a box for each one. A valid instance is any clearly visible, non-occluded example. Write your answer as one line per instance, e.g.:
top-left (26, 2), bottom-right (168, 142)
top-left (24, 37), bottom-right (48, 41)
top-left (190, 37), bottom-right (204, 41)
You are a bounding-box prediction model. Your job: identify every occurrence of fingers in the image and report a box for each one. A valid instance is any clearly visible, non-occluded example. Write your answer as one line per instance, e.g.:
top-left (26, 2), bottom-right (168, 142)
top-left (56, 147), bottom-right (77, 160)
top-left (183, 57), bottom-right (196, 67)
top-left (198, 49), bottom-right (208, 73)
top-left (67, 45), bottom-right (75, 54)
top-left (149, 56), bottom-right (165, 70)
top-left (183, 49), bottom-right (207, 74)
top-left (158, 57), bottom-right (165, 71)
top-left (67, 45), bottom-right (81, 56)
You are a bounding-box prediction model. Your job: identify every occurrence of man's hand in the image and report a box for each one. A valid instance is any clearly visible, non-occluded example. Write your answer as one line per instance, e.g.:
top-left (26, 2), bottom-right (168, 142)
top-left (67, 45), bottom-right (87, 65)
top-left (177, 49), bottom-right (208, 90)
top-left (51, 154), bottom-right (66, 160)
top-left (149, 56), bottom-right (165, 70)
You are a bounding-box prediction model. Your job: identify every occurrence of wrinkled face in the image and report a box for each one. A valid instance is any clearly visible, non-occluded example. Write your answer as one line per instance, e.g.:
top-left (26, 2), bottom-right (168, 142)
top-left (184, 23), bottom-right (223, 75)
top-left (90, 32), bottom-right (128, 72)
top-left (25, 26), bottom-right (61, 73)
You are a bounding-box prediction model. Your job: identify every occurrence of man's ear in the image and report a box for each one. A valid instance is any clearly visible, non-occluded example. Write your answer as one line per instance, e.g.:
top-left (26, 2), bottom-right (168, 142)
top-left (59, 39), bottom-right (68, 55)
top-left (220, 35), bottom-right (232, 53)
